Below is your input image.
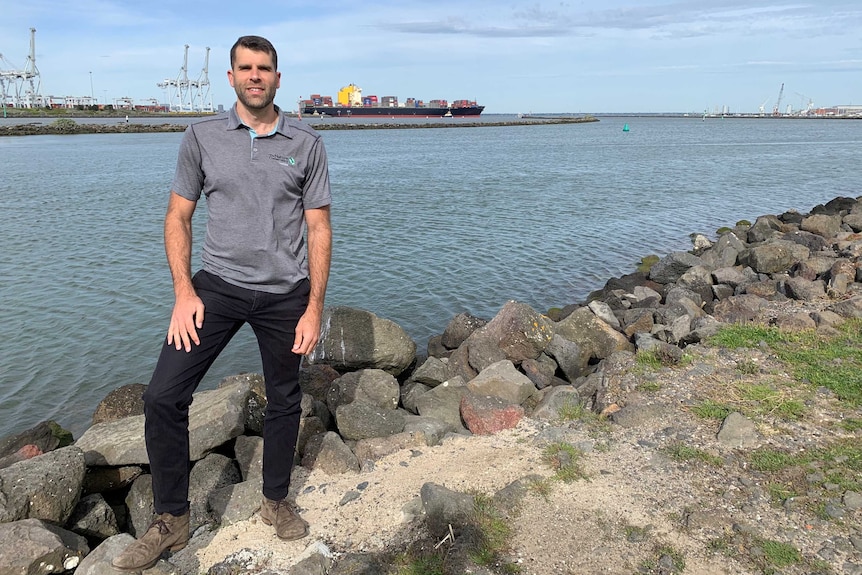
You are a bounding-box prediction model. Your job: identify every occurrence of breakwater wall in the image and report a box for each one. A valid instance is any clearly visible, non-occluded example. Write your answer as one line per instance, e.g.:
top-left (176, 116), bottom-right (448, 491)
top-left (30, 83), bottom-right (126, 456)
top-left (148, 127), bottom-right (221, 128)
top-left (0, 116), bottom-right (598, 136)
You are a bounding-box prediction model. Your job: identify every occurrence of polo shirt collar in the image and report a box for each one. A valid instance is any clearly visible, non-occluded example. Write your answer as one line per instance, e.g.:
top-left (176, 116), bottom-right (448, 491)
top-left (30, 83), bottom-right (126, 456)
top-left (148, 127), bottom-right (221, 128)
top-left (226, 103), bottom-right (292, 138)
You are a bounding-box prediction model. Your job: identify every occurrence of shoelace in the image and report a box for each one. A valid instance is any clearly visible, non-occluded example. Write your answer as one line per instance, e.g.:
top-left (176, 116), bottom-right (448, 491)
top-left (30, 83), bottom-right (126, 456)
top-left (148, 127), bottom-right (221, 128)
top-left (148, 518), bottom-right (171, 535)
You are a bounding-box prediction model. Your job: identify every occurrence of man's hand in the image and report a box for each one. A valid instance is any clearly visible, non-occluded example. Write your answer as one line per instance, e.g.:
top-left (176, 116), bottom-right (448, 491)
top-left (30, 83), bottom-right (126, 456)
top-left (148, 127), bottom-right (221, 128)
top-left (167, 293), bottom-right (205, 352)
top-left (292, 309), bottom-right (321, 356)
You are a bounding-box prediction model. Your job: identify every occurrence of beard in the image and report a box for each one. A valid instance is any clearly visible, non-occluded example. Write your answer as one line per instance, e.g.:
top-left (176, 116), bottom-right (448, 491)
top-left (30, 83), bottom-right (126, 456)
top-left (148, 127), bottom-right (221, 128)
top-left (235, 84), bottom-right (276, 110)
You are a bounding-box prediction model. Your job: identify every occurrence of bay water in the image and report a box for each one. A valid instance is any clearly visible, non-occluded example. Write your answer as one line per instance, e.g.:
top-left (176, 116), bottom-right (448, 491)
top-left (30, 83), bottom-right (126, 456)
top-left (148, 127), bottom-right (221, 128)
top-left (1, 116), bottom-right (860, 439)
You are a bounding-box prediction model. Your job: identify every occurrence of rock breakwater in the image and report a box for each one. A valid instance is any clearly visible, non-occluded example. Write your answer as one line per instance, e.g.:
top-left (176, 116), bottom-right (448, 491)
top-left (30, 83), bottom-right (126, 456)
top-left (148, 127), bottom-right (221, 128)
top-left (1, 196), bottom-right (861, 574)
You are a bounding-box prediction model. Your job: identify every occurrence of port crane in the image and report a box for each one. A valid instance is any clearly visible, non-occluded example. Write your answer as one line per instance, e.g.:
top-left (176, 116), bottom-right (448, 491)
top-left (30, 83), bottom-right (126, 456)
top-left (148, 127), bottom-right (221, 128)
top-left (771, 83), bottom-right (784, 116)
top-left (758, 98), bottom-right (770, 116)
top-left (794, 92), bottom-right (814, 115)
top-left (189, 47), bottom-right (213, 113)
top-left (158, 45), bottom-right (214, 112)
top-left (0, 27), bottom-right (44, 109)
top-left (157, 45), bottom-right (193, 112)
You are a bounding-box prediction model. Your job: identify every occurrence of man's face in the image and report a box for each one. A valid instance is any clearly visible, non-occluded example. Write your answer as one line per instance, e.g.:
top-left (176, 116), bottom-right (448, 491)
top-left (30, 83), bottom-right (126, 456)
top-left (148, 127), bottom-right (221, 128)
top-left (228, 46), bottom-right (281, 111)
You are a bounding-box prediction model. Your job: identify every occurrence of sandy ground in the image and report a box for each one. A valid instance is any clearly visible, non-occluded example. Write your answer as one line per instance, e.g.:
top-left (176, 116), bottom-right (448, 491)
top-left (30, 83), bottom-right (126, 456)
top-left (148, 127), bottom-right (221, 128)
top-left (167, 331), bottom-right (861, 575)
top-left (171, 415), bottom-right (751, 575)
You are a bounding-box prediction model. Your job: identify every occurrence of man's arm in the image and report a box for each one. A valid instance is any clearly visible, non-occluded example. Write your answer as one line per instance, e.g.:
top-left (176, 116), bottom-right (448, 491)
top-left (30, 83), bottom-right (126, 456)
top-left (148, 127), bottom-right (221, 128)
top-left (292, 205), bottom-right (332, 355)
top-left (164, 191), bottom-right (204, 352)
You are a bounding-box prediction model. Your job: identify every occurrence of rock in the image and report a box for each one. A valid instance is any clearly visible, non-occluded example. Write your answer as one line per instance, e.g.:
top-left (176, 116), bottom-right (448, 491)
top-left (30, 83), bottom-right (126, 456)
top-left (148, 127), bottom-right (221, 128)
top-left (466, 360), bottom-right (536, 406)
top-left (743, 241), bottom-right (805, 274)
top-left (829, 295), bottom-right (862, 318)
top-left (301, 432), bottom-right (360, 474)
top-left (234, 435), bottom-right (264, 482)
top-left (843, 490), bottom-right (862, 510)
top-left (712, 294), bottom-right (768, 324)
top-left (785, 276), bottom-right (827, 301)
top-left (441, 313), bottom-right (487, 349)
top-left (0, 446), bottom-right (86, 524)
top-left (414, 377), bottom-right (470, 434)
top-left (649, 251), bottom-right (704, 284)
top-left (420, 482), bottom-right (475, 538)
top-left (717, 412), bottom-right (760, 448)
top-left (189, 453), bottom-right (242, 531)
top-left (74, 379), bottom-right (251, 466)
top-left (555, 307), bottom-right (634, 369)
top-left (747, 215), bottom-right (786, 243)
top-left (802, 213), bottom-right (842, 238)
top-left (208, 480), bottom-right (262, 526)
top-left (124, 474), bottom-right (154, 538)
top-left (66, 493), bottom-right (120, 540)
top-left (587, 300), bottom-right (621, 330)
top-left (408, 356), bottom-right (449, 387)
top-left (0, 420), bottom-right (68, 460)
top-left (0, 444), bottom-right (44, 471)
top-left (402, 416), bottom-right (451, 446)
top-left (309, 306), bottom-right (417, 376)
top-left (472, 300), bottom-right (555, 363)
top-left (299, 364), bottom-right (341, 403)
top-left (460, 394), bottom-right (524, 435)
top-left (91, 383), bottom-right (147, 424)
top-left (529, 386), bottom-right (581, 421)
top-left (334, 402), bottom-right (406, 441)
top-left (353, 431), bottom-right (428, 462)
top-left (326, 369), bottom-right (401, 413)
top-left (81, 465), bottom-right (143, 495)
top-left (0, 519), bottom-right (89, 575)
top-left (544, 335), bottom-right (585, 383)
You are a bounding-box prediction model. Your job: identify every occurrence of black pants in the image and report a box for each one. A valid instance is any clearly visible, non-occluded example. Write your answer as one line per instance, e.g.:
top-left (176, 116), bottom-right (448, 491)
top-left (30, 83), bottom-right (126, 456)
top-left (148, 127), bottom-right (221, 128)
top-left (143, 270), bottom-right (308, 515)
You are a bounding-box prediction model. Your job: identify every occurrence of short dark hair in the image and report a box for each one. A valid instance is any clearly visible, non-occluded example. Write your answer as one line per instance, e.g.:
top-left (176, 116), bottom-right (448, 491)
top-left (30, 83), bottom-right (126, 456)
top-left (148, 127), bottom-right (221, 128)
top-left (230, 35), bottom-right (278, 70)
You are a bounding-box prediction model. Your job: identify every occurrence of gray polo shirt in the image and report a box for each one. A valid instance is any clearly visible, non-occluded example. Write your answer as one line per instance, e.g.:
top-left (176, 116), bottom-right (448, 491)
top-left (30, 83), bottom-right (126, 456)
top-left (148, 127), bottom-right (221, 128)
top-left (171, 105), bottom-right (332, 294)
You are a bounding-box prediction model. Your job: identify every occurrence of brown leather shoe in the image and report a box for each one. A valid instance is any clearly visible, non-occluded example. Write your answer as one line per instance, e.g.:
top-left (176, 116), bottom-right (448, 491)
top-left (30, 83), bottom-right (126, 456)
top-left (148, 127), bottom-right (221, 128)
top-left (111, 511), bottom-right (190, 571)
top-left (260, 497), bottom-right (309, 541)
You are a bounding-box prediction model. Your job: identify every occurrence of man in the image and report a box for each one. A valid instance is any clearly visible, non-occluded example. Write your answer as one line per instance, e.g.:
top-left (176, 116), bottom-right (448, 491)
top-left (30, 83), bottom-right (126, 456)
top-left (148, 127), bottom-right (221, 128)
top-left (113, 35), bottom-right (332, 571)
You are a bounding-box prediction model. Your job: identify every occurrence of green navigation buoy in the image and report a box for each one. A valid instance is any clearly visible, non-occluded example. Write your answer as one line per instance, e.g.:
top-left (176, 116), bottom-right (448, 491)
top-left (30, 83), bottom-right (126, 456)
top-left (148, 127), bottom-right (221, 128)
top-left (622, 123), bottom-right (630, 132)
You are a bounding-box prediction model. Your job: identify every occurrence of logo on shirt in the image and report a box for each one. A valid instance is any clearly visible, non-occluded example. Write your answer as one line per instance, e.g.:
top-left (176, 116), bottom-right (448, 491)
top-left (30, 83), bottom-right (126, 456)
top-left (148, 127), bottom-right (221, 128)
top-left (269, 153), bottom-right (296, 166)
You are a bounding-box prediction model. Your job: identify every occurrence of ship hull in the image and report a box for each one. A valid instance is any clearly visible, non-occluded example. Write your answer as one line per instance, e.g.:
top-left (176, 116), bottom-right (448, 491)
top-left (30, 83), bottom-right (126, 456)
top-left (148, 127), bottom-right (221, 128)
top-left (302, 105), bottom-right (484, 117)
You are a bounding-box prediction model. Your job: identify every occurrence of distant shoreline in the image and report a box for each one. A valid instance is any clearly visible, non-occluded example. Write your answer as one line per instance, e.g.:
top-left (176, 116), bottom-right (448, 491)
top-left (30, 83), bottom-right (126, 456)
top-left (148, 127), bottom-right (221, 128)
top-left (0, 115), bottom-right (600, 136)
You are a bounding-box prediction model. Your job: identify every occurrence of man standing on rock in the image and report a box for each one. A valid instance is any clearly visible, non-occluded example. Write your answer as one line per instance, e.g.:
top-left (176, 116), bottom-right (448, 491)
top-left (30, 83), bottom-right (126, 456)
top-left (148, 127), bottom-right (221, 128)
top-left (113, 35), bottom-right (332, 571)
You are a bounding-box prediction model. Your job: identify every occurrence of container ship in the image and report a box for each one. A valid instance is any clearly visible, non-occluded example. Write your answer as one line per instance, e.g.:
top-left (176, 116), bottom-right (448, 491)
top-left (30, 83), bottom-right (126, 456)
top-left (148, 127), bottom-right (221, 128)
top-left (300, 83), bottom-right (484, 117)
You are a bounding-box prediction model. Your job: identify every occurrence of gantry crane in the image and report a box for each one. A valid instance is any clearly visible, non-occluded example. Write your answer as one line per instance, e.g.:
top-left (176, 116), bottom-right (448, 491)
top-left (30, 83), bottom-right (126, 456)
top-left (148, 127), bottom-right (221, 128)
top-left (190, 47), bottom-right (213, 113)
top-left (159, 45), bottom-right (214, 112)
top-left (771, 83), bottom-right (784, 116)
top-left (0, 27), bottom-right (44, 109)
top-left (157, 45), bottom-right (193, 112)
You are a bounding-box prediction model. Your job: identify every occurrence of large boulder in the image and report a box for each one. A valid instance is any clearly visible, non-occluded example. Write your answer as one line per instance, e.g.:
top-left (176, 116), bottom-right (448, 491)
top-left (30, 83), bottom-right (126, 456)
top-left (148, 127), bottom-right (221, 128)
top-left (0, 519), bottom-right (89, 575)
top-left (554, 307), bottom-right (634, 370)
top-left (74, 379), bottom-right (251, 466)
top-left (466, 360), bottom-right (537, 406)
top-left (0, 446), bottom-right (86, 524)
top-left (326, 369), bottom-right (401, 413)
top-left (471, 301), bottom-right (555, 363)
top-left (309, 306), bottom-right (416, 376)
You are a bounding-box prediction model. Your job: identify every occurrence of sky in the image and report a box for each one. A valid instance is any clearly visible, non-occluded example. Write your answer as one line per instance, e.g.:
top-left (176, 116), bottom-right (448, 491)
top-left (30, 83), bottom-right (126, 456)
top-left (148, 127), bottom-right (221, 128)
top-left (1, 0), bottom-right (860, 114)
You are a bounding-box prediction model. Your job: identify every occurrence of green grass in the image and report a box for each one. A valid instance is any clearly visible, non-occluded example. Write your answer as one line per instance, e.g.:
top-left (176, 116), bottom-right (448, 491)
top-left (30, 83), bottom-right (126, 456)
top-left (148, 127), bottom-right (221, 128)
top-left (664, 442), bottom-right (724, 467)
top-left (709, 320), bottom-right (862, 406)
top-left (760, 539), bottom-right (801, 568)
top-left (690, 399), bottom-right (732, 419)
top-left (542, 442), bottom-right (588, 483)
top-left (737, 383), bottom-right (806, 419)
top-left (390, 492), bottom-right (522, 575)
top-left (638, 544), bottom-right (686, 574)
top-left (556, 399), bottom-right (612, 436)
top-left (841, 418), bottom-right (862, 432)
top-left (707, 532), bottom-right (806, 574)
top-left (467, 495), bottom-right (520, 574)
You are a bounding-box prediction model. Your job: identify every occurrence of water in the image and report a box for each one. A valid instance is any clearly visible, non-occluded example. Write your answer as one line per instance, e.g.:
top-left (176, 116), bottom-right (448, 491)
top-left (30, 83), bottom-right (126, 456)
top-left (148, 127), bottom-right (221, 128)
top-left (1, 117), bottom-right (860, 439)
